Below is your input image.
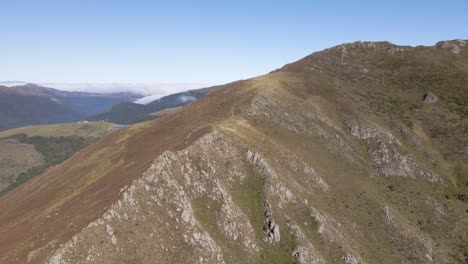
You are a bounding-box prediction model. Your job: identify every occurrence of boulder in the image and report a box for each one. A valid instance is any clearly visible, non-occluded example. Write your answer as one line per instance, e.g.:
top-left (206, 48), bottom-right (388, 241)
top-left (423, 92), bottom-right (439, 103)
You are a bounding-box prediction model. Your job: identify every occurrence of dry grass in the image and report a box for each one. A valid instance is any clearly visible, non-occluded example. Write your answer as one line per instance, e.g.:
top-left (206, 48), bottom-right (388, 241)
top-left (0, 122), bottom-right (115, 139)
top-left (0, 40), bottom-right (467, 263)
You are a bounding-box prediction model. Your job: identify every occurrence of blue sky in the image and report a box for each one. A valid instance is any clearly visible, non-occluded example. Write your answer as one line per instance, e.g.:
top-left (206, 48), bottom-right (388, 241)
top-left (1, 0), bottom-right (467, 86)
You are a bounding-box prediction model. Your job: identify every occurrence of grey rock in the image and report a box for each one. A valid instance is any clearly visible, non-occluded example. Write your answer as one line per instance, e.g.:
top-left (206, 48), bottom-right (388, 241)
top-left (423, 92), bottom-right (439, 103)
top-left (387, 47), bottom-right (404, 54)
top-left (264, 217), bottom-right (280, 243)
top-left (436, 40), bottom-right (466, 54)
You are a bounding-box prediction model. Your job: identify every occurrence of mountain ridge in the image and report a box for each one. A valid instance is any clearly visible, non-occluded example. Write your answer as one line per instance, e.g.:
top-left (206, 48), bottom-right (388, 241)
top-left (0, 39), bottom-right (466, 263)
top-left (0, 84), bottom-right (141, 130)
top-left (89, 85), bottom-right (226, 124)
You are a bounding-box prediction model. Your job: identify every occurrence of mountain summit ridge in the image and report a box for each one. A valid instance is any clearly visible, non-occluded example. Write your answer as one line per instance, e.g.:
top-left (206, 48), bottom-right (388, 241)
top-left (0, 39), bottom-right (466, 263)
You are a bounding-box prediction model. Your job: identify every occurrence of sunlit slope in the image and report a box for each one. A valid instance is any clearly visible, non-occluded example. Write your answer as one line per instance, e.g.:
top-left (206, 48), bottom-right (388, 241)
top-left (0, 122), bottom-right (117, 195)
top-left (0, 122), bottom-right (115, 139)
top-left (0, 40), bottom-right (467, 264)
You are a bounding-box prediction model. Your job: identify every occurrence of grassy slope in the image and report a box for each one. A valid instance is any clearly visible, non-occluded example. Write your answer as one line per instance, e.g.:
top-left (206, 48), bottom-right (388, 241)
top-left (0, 122), bottom-right (115, 139)
top-left (0, 41), bottom-right (466, 263)
top-left (0, 140), bottom-right (44, 192)
top-left (0, 101), bottom-right (217, 263)
top-left (0, 122), bottom-right (117, 196)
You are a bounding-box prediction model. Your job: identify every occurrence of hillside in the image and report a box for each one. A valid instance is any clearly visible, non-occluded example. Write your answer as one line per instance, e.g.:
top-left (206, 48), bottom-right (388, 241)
top-left (90, 86), bottom-right (223, 124)
top-left (0, 122), bottom-right (115, 139)
top-left (0, 88), bottom-right (83, 129)
top-left (0, 84), bottom-right (140, 130)
top-left (0, 139), bottom-right (44, 192)
top-left (0, 122), bottom-right (116, 195)
top-left (0, 40), bottom-right (467, 264)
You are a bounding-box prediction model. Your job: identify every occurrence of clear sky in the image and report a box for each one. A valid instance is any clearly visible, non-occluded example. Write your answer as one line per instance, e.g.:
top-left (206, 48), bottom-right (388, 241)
top-left (1, 0), bottom-right (467, 86)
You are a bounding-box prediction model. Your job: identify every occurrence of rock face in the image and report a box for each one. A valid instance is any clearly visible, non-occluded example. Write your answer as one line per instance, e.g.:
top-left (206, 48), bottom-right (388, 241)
top-left (436, 39), bottom-right (466, 54)
top-left (347, 119), bottom-right (442, 183)
top-left (423, 92), bottom-right (439, 103)
top-left (263, 215), bottom-right (280, 243)
top-left (1, 40), bottom-right (467, 264)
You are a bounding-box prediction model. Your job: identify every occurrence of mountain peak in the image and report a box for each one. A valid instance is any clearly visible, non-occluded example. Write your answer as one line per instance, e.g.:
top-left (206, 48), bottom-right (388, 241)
top-left (279, 39), bottom-right (467, 74)
top-left (0, 40), bottom-right (467, 263)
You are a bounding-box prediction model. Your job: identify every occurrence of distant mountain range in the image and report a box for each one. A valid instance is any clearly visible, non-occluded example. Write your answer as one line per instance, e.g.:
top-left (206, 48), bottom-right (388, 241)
top-left (0, 81), bottom-right (28, 86)
top-left (0, 81), bottom-right (212, 95)
top-left (0, 84), bottom-right (141, 130)
top-left (0, 83), bottom-right (221, 130)
top-left (89, 85), bottom-right (225, 124)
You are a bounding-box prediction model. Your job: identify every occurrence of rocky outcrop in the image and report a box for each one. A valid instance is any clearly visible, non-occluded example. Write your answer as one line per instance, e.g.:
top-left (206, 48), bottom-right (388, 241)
top-left (387, 46), bottom-right (405, 54)
top-left (289, 223), bottom-right (325, 264)
top-left (423, 92), bottom-right (439, 103)
top-left (436, 39), bottom-right (466, 54)
top-left (347, 119), bottom-right (442, 183)
top-left (263, 216), bottom-right (280, 243)
top-left (382, 205), bottom-right (447, 263)
top-left (45, 128), bottom-right (368, 263)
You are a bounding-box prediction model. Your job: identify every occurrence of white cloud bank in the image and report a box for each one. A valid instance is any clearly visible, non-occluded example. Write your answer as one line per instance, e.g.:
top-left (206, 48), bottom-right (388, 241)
top-left (40, 82), bottom-right (211, 95)
top-left (1, 81), bottom-right (214, 104)
top-left (134, 94), bottom-right (198, 104)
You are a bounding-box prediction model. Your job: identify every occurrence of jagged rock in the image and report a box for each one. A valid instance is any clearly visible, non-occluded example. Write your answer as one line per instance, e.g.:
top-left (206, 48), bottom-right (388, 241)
top-left (341, 253), bottom-right (358, 264)
top-left (247, 150), bottom-right (262, 165)
top-left (289, 223), bottom-right (325, 264)
top-left (436, 39), bottom-right (466, 54)
top-left (423, 92), bottom-right (439, 103)
top-left (347, 119), bottom-right (442, 183)
top-left (387, 46), bottom-right (404, 54)
top-left (382, 205), bottom-right (444, 262)
top-left (264, 217), bottom-right (280, 243)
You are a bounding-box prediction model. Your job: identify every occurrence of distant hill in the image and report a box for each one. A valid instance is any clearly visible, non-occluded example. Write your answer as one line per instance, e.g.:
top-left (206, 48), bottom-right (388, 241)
top-left (0, 121), bottom-right (115, 138)
top-left (90, 85), bottom-right (224, 124)
top-left (0, 81), bottom-right (28, 86)
top-left (0, 87), bottom-right (82, 129)
top-left (0, 84), bottom-right (141, 130)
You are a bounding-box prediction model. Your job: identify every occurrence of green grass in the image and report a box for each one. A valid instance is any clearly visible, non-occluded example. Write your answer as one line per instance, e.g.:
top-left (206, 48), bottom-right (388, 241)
top-left (0, 140), bottom-right (44, 191)
top-left (230, 163), bottom-right (296, 264)
top-left (0, 122), bottom-right (115, 139)
top-left (230, 164), bottom-right (266, 240)
top-left (0, 122), bottom-right (117, 196)
top-left (0, 134), bottom-right (92, 195)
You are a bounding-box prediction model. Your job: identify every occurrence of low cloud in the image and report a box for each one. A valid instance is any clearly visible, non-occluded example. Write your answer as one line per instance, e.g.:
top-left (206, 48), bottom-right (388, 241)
top-left (134, 92), bottom-right (198, 105)
top-left (134, 94), bottom-right (164, 104)
top-left (1, 81), bottom-right (214, 105)
top-left (177, 95), bottom-right (197, 103)
top-left (40, 82), bottom-right (211, 96)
